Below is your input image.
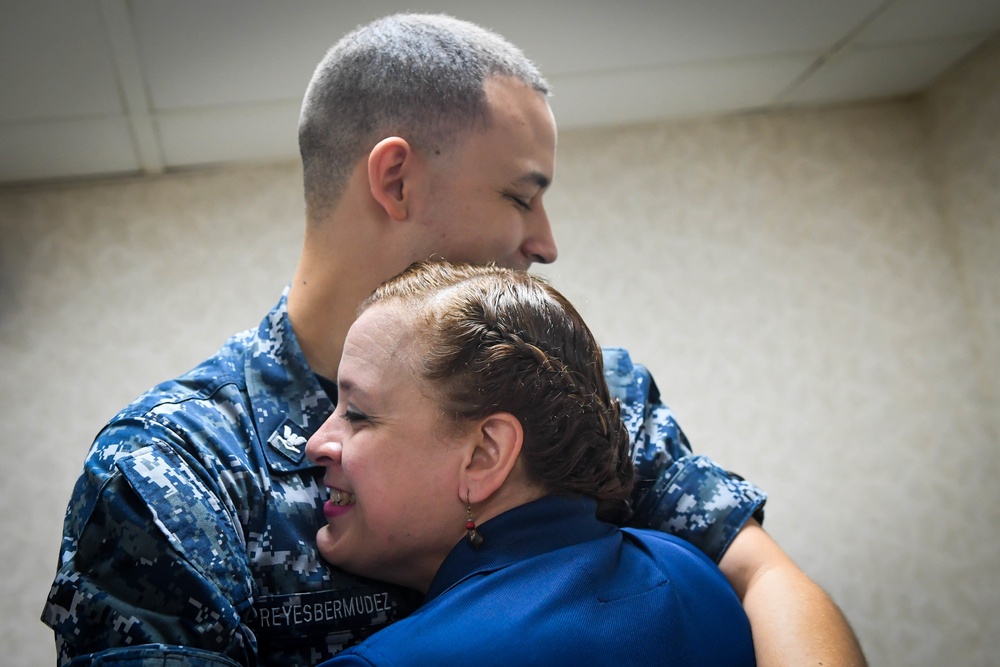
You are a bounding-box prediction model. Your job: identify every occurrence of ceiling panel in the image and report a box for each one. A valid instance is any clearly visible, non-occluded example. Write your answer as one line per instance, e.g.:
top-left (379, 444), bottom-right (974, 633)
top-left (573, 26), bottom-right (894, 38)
top-left (156, 103), bottom-right (302, 167)
top-left (551, 54), bottom-right (817, 128)
top-left (783, 36), bottom-right (989, 106)
top-left (130, 0), bottom-right (356, 109)
top-left (438, 0), bottom-right (886, 74)
top-left (130, 0), bottom-right (888, 111)
top-left (0, 118), bottom-right (138, 182)
top-left (0, 0), bottom-right (122, 122)
top-left (1, 0), bottom-right (998, 186)
top-left (859, 0), bottom-right (1000, 44)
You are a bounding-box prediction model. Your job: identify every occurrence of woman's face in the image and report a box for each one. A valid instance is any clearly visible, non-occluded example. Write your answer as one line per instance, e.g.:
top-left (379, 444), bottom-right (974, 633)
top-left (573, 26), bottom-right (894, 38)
top-left (305, 304), bottom-right (471, 592)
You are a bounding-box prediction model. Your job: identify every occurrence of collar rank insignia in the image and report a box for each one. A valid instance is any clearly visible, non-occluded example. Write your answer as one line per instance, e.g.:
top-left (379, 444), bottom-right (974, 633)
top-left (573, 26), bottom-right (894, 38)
top-left (267, 419), bottom-right (309, 463)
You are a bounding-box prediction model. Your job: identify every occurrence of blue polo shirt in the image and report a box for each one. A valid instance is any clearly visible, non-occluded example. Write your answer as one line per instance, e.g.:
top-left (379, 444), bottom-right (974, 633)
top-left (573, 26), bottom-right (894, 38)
top-left (321, 496), bottom-right (756, 666)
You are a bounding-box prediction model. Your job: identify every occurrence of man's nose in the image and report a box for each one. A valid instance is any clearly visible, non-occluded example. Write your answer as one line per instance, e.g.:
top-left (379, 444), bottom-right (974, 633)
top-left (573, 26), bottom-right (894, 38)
top-left (524, 204), bottom-right (558, 265)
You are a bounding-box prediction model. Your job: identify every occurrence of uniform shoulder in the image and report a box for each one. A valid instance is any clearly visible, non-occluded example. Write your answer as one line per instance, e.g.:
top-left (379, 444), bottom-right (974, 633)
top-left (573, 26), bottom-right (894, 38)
top-left (115, 327), bottom-right (255, 420)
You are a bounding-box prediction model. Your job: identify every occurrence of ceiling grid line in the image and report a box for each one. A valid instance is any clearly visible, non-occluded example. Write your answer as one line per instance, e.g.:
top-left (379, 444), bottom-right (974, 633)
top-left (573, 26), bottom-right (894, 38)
top-left (772, 0), bottom-right (901, 105)
top-left (98, 0), bottom-right (164, 175)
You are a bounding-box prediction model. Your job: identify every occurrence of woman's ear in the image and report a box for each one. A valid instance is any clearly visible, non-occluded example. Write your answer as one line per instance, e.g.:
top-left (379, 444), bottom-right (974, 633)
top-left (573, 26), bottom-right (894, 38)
top-left (461, 413), bottom-right (524, 505)
top-left (367, 137), bottom-right (413, 222)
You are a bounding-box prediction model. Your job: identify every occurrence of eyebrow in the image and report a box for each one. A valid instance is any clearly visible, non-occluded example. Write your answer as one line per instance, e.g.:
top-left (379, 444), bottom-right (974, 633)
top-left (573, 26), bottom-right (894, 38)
top-left (516, 171), bottom-right (551, 191)
top-left (335, 378), bottom-right (362, 400)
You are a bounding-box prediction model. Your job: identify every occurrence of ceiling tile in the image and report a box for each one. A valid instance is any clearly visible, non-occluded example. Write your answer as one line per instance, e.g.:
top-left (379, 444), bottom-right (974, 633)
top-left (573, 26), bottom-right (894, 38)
top-left (859, 0), bottom-right (1000, 44)
top-left (485, 0), bottom-right (885, 74)
top-left (781, 37), bottom-right (988, 106)
top-left (0, 118), bottom-right (138, 183)
top-left (131, 0), bottom-right (472, 110)
top-left (128, 0), bottom-right (884, 110)
top-left (156, 103), bottom-right (301, 167)
top-left (0, 0), bottom-right (122, 122)
top-left (2, 1), bottom-right (996, 185)
top-left (550, 54), bottom-right (815, 128)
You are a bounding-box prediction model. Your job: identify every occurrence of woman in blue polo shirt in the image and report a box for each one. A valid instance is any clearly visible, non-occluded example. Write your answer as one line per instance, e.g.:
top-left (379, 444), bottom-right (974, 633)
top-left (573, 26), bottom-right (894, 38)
top-left (305, 261), bottom-right (755, 666)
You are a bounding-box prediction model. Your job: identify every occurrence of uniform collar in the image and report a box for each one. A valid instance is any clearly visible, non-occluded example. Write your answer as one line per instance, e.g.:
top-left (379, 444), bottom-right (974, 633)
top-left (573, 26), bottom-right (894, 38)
top-left (426, 496), bottom-right (612, 603)
top-left (245, 288), bottom-right (334, 472)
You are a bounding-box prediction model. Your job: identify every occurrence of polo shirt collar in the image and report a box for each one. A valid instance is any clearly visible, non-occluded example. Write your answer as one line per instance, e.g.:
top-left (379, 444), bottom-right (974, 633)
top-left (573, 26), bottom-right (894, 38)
top-left (426, 495), bottom-right (612, 603)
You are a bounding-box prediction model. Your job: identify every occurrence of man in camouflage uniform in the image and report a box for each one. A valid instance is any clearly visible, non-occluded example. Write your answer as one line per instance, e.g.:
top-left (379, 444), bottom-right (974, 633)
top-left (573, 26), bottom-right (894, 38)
top-left (42, 13), bottom-right (865, 667)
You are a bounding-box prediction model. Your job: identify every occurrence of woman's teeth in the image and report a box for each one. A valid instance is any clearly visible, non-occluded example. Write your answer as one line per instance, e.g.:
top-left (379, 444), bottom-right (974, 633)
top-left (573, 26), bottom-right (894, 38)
top-left (329, 489), bottom-right (356, 506)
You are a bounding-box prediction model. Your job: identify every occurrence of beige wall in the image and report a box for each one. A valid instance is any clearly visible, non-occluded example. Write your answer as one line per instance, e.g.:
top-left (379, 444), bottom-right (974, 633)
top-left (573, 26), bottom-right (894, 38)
top-left (926, 36), bottom-right (1000, 447)
top-left (3, 40), bottom-right (998, 666)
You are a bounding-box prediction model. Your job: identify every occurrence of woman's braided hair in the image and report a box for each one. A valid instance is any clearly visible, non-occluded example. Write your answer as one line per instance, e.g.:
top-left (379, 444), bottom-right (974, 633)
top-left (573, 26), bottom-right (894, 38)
top-left (361, 261), bottom-right (635, 523)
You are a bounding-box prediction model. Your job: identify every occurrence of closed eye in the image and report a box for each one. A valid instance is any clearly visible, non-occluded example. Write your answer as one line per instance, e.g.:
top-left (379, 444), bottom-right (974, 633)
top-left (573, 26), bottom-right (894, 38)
top-left (505, 193), bottom-right (531, 211)
top-left (341, 406), bottom-right (371, 425)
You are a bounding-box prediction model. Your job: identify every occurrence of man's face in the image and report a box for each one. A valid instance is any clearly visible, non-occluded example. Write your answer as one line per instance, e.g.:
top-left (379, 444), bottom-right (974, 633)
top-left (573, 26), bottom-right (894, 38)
top-left (413, 76), bottom-right (558, 270)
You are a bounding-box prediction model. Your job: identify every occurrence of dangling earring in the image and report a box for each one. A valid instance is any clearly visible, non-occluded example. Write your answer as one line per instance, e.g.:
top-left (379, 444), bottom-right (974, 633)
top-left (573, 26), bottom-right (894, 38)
top-left (465, 492), bottom-right (484, 548)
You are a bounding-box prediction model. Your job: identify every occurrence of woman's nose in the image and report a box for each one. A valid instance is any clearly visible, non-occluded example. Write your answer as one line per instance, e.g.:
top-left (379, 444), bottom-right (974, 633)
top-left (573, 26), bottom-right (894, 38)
top-left (305, 418), bottom-right (344, 466)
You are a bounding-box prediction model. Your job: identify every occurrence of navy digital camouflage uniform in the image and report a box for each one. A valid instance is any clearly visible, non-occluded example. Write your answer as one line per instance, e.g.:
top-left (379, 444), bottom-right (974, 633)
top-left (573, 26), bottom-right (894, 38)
top-left (42, 290), bottom-right (766, 667)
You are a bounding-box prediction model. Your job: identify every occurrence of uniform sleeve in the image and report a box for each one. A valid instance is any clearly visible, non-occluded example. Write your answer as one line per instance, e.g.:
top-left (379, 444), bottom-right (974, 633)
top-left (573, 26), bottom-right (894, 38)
top-left (42, 420), bottom-right (257, 667)
top-left (603, 347), bottom-right (767, 563)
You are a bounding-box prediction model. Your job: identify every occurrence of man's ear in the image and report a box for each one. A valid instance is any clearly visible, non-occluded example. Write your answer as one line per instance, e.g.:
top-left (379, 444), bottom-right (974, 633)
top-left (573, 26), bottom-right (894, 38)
top-left (367, 137), bottom-right (413, 222)
top-left (461, 413), bottom-right (524, 505)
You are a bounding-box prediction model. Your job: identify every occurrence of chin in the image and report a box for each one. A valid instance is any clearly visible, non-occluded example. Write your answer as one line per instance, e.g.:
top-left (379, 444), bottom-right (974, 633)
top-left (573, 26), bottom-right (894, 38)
top-left (315, 525), bottom-right (348, 566)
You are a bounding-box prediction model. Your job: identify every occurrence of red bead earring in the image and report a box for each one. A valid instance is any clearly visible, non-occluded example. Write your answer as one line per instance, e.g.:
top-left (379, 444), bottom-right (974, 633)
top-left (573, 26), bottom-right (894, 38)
top-left (465, 493), bottom-right (484, 548)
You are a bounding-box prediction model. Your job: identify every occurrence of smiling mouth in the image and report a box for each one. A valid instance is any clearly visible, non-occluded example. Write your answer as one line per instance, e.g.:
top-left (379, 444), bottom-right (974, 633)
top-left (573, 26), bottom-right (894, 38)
top-left (328, 489), bottom-right (356, 506)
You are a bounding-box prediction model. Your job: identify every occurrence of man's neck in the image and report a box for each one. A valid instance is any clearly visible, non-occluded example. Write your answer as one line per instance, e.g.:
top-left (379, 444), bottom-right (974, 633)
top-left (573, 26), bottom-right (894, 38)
top-left (289, 171), bottom-right (419, 380)
top-left (286, 241), bottom-right (383, 381)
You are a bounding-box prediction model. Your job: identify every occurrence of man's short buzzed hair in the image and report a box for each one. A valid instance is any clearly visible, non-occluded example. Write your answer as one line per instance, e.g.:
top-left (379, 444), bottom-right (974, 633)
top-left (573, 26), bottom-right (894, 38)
top-left (298, 13), bottom-right (550, 218)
